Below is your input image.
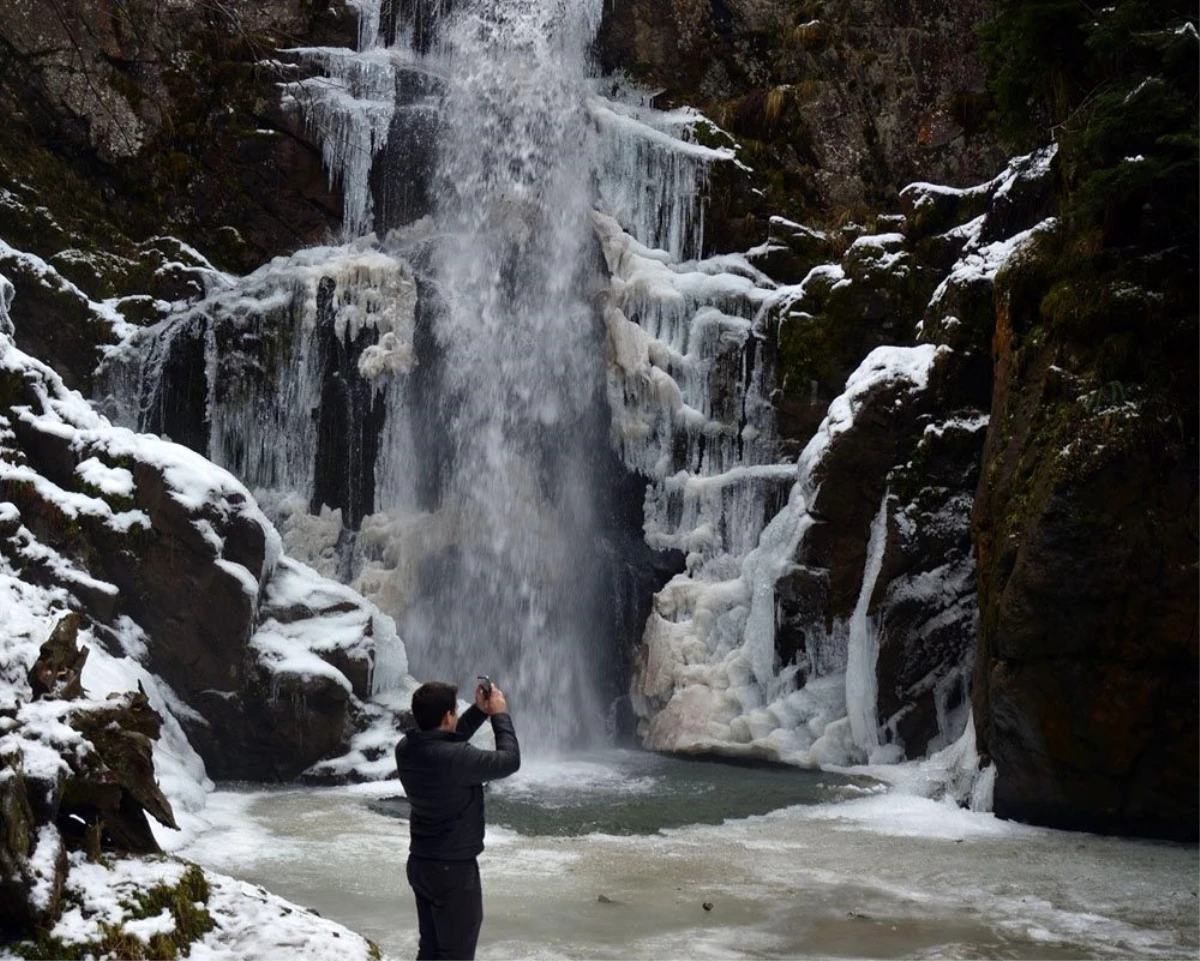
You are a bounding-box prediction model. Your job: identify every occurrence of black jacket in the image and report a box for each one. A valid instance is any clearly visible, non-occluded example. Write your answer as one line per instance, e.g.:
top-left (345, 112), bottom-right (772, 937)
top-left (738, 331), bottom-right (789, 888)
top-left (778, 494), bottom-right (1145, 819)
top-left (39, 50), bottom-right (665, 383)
top-left (395, 706), bottom-right (521, 861)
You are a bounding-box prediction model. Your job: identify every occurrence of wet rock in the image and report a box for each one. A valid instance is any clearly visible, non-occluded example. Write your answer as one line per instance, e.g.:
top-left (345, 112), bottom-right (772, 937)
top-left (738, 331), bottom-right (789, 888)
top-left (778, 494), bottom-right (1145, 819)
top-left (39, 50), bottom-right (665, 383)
top-left (66, 688), bottom-right (179, 851)
top-left (774, 565), bottom-right (831, 677)
top-left (28, 613), bottom-right (88, 701)
top-left (0, 756), bottom-right (46, 933)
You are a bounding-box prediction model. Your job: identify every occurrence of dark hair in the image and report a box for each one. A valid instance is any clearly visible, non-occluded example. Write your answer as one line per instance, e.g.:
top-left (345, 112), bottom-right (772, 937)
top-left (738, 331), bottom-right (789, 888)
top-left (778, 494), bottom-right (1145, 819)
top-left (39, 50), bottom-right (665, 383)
top-left (412, 682), bottom-right (458, 731)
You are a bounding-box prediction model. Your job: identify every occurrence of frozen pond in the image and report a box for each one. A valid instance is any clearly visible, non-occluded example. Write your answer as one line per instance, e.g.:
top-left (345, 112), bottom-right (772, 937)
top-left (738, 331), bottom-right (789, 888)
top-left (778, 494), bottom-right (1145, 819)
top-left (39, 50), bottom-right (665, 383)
top-left (178, 751), bottom-right (1198, 959)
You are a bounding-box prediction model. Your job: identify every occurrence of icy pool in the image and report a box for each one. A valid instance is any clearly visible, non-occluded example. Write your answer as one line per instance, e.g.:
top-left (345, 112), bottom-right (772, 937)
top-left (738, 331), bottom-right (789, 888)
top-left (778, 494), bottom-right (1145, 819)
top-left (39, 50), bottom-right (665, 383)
top-left (177, 751), bottom-right (1198, 959)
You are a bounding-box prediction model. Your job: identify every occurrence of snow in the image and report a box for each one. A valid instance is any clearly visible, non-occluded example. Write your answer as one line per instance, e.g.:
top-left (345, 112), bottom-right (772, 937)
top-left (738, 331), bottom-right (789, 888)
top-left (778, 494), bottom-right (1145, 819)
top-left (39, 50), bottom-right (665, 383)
top-left (26, 824), bottom-right (64, 912)
top-left (2, 850), bottom-right (386, 961)
top-left (903, 144), bottom-right (1058, 209)
top-left (928, 217), bottom-right (1058, 309)
top-left (0, 238), bottom-right (135, 342)
top-left (254, 556), bottom-right (409, 696)
top-left (847, 232), bottom-right (909, 273)
top-left (194, 869), bottom-right (384, 961)
top-left (922, 413), bottom-right (989, 439)
top-left (801, 345), bottom-right (945, 474)
top-left (1, 338), bottom-right (281, 584)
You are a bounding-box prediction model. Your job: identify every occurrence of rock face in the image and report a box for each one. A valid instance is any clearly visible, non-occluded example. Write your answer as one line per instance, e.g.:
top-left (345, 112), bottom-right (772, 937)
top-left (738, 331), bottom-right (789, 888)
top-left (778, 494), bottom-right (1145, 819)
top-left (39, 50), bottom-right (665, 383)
top-left (971, 244), bottom-right (1199, 841)
top-left (597, 0), bottom-right (1006, 251)
top-left (0, 0), bottom-right (354, 271)
top-left (0, 0), bottom-right (365, 394)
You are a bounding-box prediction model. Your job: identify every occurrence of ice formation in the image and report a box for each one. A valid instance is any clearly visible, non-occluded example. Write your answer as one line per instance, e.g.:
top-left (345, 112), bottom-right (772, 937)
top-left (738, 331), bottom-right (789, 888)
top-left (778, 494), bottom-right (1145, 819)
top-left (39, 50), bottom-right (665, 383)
top-left (102, 240), bottom-right (418, 514)
top-left (284, 43), bottom-right (396, 239)
top-left (629, 342), bottom-right (947, 768)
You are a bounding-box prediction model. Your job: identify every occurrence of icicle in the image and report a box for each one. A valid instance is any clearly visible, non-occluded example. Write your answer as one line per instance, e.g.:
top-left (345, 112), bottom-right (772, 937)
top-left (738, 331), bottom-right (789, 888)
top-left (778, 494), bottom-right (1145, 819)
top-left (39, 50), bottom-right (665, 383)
top-left (284, 48), bottom-right (396, 239)
top-left (845, 494), bottom-right (888, 760)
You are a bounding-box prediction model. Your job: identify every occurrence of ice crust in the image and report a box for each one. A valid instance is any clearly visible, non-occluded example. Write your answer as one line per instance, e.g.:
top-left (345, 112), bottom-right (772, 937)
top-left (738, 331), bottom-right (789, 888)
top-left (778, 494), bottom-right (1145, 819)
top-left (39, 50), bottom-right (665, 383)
top-left (628, 344), bottom-right (946, 768)
top-left (284, 45), bottom-right (397, 239)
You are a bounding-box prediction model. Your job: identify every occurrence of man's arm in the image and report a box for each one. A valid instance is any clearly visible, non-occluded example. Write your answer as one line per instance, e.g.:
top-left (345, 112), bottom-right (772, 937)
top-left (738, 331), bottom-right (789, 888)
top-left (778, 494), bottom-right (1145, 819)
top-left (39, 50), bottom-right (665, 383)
top-left (448, 687), bottom-right (520, 784)
top-left (449, 715), bottom-right (520, 784)
top-left (455, 705), bottom-right (488, 739)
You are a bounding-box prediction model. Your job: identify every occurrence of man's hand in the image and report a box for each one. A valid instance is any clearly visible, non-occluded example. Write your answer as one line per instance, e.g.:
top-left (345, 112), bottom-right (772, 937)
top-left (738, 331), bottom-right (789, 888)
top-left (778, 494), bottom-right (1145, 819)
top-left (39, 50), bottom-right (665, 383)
top-left (476, 683), bottom-right (507, 716)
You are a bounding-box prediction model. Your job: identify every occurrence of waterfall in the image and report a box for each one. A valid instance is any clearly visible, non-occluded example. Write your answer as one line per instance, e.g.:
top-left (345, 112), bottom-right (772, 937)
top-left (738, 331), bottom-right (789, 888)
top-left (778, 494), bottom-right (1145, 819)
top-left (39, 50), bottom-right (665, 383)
top-left (99, 0), bottom-right (753, 752)
top-left (401, 0), bottom-right (611, 747)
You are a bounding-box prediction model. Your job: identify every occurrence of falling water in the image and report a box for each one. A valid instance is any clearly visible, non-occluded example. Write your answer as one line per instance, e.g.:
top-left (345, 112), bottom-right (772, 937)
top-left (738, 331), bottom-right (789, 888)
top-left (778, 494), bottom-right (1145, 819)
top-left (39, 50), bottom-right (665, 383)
top-left (400, 0), bottom-right (610, 747)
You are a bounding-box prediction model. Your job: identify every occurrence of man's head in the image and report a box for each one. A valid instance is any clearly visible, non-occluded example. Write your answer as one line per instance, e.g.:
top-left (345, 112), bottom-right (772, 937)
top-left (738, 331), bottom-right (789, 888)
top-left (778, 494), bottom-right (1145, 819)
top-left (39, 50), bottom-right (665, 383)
top-left (412, 682), bottom-right (458, 731)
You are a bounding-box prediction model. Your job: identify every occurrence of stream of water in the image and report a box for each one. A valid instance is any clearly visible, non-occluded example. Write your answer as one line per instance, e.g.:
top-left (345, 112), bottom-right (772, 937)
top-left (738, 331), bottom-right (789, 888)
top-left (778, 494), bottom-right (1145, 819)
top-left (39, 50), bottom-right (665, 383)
top-left (177, 753), bottom-right (1198, 960)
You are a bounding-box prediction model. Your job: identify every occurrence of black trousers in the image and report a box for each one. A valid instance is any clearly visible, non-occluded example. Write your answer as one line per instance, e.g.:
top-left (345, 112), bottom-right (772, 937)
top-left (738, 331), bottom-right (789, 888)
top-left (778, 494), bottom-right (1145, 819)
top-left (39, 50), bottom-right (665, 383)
top-left (406, 856), bottom-right (484, 960)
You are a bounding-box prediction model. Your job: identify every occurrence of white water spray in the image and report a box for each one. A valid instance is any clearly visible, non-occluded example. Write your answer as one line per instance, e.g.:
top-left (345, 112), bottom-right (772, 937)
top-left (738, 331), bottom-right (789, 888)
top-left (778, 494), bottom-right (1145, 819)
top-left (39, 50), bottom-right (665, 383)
top-left (389, 0), bottom-right (612, 748)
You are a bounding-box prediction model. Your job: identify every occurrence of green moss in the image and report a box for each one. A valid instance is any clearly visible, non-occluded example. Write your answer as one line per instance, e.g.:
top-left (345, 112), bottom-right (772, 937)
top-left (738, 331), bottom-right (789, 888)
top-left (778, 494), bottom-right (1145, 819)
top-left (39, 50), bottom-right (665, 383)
top-left (16, 862), bottom-right (215, 961)
top-left (131, 863), bottom-right (214, 948)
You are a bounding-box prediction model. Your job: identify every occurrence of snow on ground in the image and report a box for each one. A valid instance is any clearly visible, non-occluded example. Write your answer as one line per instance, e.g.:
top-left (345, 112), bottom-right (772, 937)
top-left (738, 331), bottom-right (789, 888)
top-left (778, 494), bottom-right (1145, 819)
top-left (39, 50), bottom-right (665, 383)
top-left (0, 852), bottom-right (386, 961)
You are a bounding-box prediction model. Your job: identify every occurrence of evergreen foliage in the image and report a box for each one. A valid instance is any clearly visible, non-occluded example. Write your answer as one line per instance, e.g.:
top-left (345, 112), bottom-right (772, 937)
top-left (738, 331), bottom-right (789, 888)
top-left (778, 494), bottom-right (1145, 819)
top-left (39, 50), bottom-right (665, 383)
top-left (983, 0), bottom-right (1197, 246)
top-left (981, 0), bottom-right (1197, 416)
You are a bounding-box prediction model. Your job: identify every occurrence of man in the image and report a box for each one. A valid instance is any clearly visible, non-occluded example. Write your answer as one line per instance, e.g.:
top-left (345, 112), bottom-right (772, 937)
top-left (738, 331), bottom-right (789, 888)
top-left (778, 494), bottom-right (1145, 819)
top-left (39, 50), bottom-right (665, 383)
top-left (396, 680), bottom-right (520, 960)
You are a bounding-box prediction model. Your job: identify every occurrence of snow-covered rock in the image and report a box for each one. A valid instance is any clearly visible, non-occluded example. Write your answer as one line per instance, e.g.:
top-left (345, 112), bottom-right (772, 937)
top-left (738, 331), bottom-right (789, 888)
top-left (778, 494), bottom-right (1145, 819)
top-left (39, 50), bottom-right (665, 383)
top-left (1, 315), bottom-right (413, 782)
top-left (0, 853), bottom-right (386, 961)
